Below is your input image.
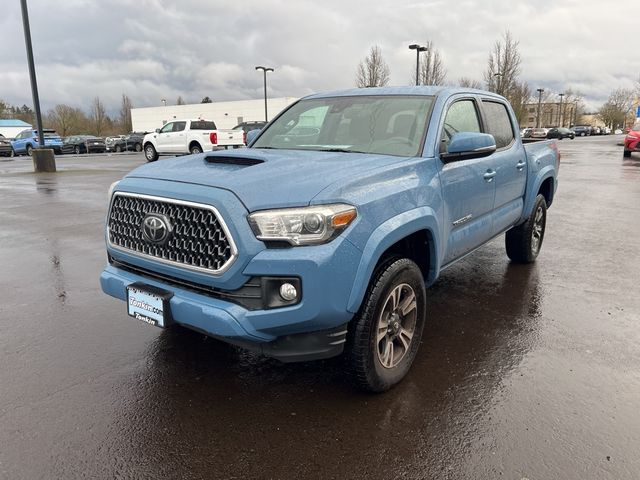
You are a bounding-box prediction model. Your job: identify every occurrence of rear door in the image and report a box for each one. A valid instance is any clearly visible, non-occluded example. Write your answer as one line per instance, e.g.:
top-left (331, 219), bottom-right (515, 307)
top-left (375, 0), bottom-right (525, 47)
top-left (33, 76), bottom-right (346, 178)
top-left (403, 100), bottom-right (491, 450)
top-left (170, 121), bottom-right (187, 152)
top-left (479, 99), bottom-right (527, 233)
top-left (438, 97), bottom-right (497, 265)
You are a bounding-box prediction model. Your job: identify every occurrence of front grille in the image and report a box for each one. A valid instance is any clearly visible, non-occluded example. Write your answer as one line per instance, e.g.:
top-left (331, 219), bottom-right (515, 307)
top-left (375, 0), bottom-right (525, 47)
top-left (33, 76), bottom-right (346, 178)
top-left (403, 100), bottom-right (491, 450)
top-left (108, 192), bottom-right (237, 274)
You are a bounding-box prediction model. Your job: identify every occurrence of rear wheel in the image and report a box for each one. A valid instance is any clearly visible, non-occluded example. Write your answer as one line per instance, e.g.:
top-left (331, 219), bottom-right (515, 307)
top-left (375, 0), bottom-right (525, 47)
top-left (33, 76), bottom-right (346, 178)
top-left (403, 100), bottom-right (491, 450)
top-left (26, 144), bottom-right (33, 156)
top-left (345, 257), bottom-right (426, 392)
top-left (144, 143), bottom-right (158, 162)
top-left (189, 143), bottom-right (203, 154)
top-left (115, 145), bottom-right (122, 153)
top-left (505, 194), bottom-right (547, 263)
top-left (134, 143), bottom-right (142, 152)
top-left (74, 145), bottom-right (80, 154)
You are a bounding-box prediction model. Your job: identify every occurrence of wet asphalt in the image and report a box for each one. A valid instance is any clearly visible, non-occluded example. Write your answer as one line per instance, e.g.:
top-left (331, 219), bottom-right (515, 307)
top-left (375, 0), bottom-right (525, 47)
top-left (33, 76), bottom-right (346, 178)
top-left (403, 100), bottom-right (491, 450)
top-left (0, 137), bottom-right (639, 479)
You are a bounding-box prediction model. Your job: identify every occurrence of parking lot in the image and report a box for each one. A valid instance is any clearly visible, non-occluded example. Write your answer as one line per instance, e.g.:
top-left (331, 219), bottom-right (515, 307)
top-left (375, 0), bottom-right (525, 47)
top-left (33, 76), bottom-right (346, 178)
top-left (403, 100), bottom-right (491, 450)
top-left (1, 136), bottom-right (639, 479)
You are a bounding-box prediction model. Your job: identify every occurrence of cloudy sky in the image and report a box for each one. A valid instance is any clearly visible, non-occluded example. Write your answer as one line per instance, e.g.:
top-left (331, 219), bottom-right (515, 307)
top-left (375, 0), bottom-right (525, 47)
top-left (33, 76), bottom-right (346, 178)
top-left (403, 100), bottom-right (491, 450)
top-left (0, 0), bottom-right (638, 114)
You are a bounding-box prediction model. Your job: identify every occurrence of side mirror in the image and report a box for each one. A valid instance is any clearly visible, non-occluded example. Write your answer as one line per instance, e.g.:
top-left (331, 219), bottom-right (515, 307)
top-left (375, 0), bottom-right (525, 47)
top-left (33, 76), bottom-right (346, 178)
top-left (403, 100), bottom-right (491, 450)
top-left (246, 129), bottom-right (261, 145)
top-left (441, 132), bottom-right (496, 162)
top-left (155, 128), bottom-right (160, 133)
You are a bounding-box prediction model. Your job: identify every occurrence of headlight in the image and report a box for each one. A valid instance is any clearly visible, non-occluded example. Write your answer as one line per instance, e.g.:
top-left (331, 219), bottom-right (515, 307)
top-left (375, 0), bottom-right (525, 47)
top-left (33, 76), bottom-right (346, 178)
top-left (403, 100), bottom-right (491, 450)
top-left (107, 181), bottom-right (120, 201)
top-left (248, 204), bottom-right (357, 246)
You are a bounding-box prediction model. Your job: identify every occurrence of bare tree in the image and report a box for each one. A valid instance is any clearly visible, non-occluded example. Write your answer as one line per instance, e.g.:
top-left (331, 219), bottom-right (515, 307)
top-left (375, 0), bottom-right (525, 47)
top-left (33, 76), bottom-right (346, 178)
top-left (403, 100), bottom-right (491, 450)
top-left (509, 81), bottom-right (532, 125)
top-left (355, 46), bottom-right (391, 88)
top-left (46, 104), bottom-right (87, 136)
top-left (176, 96), bottom-right (185, 105)
top-left (415, 41), bottom-right (446, 86)
top-left (484, 31), bottom-right (521, 97)
top-left (458, 77), bottom-right (482, 89)
top-left (119, 94), bottom-right (133, 133)
top-left (90, 96), bottom-right (108, 136)
top-left (598, 88), bottom-right (636, 128)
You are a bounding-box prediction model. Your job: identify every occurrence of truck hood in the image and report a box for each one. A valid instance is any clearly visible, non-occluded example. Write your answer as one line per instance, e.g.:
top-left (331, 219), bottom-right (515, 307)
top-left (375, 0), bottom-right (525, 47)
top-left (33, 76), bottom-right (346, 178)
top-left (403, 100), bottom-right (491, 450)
top-left (126, 148), bottom-right (407, 211)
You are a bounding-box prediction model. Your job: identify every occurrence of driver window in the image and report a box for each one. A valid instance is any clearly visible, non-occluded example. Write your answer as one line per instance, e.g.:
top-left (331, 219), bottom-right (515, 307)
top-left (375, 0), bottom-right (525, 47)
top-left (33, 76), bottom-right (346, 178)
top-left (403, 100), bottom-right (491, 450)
top-left (441, 100), bottom-right (481, 151)
top-left (159, 122), bottom-right (174, 134)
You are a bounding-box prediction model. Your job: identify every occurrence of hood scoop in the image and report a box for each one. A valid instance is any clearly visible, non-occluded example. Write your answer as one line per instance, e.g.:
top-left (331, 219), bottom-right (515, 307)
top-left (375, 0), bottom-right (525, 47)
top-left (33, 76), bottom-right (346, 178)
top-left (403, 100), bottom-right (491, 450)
top-left (204, 155), bottom-right (264, 167)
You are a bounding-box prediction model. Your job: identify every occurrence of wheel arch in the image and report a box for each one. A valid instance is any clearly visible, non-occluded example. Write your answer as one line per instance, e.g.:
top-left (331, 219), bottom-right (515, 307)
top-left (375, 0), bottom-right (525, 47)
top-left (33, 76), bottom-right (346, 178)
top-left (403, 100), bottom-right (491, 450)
top-left (189, 140), bottom-right (203, 152)
top-left (346, 207), bottom-right (441, 314)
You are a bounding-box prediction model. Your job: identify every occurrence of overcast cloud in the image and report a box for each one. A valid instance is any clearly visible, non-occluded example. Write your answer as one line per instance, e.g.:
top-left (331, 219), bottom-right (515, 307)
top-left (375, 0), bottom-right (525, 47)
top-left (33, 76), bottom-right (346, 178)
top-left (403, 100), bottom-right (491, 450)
top-left (0, 0), bottom-right (638, 114)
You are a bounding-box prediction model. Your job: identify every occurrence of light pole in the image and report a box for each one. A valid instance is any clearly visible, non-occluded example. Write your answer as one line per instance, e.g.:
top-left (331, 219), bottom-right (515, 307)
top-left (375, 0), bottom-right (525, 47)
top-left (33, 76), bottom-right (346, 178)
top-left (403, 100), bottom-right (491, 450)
top-left (255, 66), bottom-right (274, 122)
top-left (536, 88), bottom-right (544, 128)
top-left (493, 72), bottom-right (504, 96)
top-left (408, 44), bottom-right (428, 86)
top-left (161, 99), bottom-right (166, 106)
top-left (558, 93), bottom-right (565, 127)
top-left (20, 0), bottom-right (55, 172)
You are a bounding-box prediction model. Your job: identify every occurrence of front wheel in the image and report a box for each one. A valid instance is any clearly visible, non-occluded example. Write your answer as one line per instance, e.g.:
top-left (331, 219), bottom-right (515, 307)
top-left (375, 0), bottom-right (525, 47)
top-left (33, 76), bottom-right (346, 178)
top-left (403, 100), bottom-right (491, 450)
top-left (505, 194), bottom-right (547, 263)
top-left (345, 258), bottom-right (426, 392)
top-left (144, 144), bottom-right (158, 162)
top-left (623, 149), bottom-right (631, 158)
top-left (115, 145), bottom-right (122, 153)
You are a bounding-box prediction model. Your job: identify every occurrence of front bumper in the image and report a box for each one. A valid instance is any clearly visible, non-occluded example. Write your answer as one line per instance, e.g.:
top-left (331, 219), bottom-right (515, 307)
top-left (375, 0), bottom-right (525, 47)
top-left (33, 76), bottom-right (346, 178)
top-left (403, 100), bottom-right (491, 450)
top-left (101, 236), bottom-right (360, 361)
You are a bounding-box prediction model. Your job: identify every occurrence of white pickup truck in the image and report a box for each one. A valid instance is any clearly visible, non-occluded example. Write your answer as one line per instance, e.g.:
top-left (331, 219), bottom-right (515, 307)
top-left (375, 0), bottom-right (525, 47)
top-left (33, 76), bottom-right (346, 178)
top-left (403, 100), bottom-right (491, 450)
top-left (142, 119), bottom-right (245, 162)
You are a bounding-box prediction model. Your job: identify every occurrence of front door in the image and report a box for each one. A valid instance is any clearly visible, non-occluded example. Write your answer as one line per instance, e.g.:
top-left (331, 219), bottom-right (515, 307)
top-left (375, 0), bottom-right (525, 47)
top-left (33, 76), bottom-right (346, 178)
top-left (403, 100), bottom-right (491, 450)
top-left (438, 98), bottom-right (497, 265)
top-left (155, 122), bottom-right (174, 153)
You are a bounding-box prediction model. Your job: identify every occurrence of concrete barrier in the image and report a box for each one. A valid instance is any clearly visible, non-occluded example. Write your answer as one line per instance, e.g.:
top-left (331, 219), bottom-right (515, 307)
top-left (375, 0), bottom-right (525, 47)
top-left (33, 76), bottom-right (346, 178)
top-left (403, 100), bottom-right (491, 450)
top-left (32, 148), bottom-right (56, 172)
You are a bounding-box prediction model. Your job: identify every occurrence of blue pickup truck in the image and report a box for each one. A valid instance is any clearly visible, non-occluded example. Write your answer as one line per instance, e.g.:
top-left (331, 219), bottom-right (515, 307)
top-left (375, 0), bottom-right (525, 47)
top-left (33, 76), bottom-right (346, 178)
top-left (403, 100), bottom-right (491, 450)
top-left (101, 87), bottom-right (559, 392)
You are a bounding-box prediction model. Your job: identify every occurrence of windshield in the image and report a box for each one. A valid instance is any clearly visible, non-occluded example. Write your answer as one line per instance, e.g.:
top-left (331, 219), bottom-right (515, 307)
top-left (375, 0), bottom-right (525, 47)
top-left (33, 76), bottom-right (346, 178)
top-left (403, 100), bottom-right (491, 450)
top-left (252, 95), bottom-right (434, 157)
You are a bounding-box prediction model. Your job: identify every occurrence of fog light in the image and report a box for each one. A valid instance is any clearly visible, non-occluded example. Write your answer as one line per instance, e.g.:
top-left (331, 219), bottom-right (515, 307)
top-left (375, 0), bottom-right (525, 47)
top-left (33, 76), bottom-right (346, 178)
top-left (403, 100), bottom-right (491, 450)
top-left (279, 283), bottom-right (298, 301)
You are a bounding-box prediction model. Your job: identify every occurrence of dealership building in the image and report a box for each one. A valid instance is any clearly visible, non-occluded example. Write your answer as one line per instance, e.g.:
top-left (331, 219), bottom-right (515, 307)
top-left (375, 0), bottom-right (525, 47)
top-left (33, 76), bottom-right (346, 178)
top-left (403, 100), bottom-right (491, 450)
top-left (131, 97), bottom-right (298, 133)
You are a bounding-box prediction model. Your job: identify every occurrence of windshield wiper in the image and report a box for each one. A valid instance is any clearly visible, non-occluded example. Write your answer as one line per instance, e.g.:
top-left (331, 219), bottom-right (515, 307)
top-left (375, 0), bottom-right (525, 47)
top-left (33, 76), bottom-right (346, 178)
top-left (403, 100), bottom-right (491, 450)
top-left (317, 148), bottom-right (365, 153)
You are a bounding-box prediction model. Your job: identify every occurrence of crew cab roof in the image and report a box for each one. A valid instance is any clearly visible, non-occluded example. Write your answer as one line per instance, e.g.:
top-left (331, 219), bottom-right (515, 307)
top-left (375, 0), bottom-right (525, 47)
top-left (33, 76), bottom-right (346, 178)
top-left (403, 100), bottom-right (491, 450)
top-left (303, 85), bottom-right (506, 101)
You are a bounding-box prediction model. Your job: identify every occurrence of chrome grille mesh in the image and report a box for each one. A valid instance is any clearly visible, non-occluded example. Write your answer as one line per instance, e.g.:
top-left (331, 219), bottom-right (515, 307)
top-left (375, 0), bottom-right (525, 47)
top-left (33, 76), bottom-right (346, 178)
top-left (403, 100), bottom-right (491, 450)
top-left (108, 193), bottom-right (235, 273)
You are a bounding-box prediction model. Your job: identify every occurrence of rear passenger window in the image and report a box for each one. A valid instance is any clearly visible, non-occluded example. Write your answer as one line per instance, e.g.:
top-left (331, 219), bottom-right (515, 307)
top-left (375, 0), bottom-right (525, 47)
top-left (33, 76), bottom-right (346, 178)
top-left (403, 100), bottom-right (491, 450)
top-left (482, 101), bottom-right (514, 149)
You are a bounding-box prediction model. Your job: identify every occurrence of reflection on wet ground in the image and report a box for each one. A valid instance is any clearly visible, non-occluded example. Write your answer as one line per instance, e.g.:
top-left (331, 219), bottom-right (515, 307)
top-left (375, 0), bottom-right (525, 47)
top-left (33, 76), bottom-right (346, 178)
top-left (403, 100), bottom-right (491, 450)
top-left (1, 144), bottom-right (639, 479)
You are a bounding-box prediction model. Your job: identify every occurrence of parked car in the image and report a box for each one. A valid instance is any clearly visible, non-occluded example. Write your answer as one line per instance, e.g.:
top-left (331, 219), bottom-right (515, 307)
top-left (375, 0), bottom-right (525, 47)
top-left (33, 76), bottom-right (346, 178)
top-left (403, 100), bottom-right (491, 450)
top-left (546, 127), bottom-right (575, 140)
top-left (106, 132), bottom-right (146, 152)
top-left (571, 125), bottom-right (590, 136)
top-left (623, 123), bottom-right (640, 157)
top-left (521, 128), bottom-right (533, 138)
top-left (530, 128), bottom-right (548, 138)
top-left (105, 135), bottom-right (126, 152)
top-left (101, 86), bottom-right (560, 392)
top-left (592, 126), bottom-right (602, 135)
top-left (10, 128), bottom-right (63, 155)
top-left (61, 135), bottom-right (106, 154)
top-left (0, 134), bottom-right (13, 157)
top-left (602, 127), bottom-right (611, 135)
top-left (142, 120), bottom-right (245, 161)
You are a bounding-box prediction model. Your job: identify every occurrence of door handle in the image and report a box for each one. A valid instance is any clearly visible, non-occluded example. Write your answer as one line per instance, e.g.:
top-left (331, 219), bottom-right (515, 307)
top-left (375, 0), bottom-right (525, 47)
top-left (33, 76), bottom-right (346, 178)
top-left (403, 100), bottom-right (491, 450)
top-left (516, 160), bottom-right (526, 171)
top-left (483, 170), bottom-right (497, 182)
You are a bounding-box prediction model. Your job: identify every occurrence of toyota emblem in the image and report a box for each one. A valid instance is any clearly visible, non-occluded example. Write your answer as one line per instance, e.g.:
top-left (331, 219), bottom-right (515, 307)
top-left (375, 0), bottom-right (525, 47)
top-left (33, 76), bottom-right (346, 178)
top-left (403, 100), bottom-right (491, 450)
top-left (142, 213), bottom-right (172, 244)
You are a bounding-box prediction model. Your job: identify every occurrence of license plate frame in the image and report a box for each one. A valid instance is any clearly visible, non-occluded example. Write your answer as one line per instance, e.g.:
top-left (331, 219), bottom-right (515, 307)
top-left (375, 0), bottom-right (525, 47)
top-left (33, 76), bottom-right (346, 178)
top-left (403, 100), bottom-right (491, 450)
top-left (126, 282), bottom-right (173, 328)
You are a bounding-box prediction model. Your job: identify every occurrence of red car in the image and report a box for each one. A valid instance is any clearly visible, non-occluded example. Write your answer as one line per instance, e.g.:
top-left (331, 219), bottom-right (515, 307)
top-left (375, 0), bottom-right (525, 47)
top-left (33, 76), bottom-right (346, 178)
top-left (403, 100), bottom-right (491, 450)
top-left (623, 123), bottom-right (640, 157)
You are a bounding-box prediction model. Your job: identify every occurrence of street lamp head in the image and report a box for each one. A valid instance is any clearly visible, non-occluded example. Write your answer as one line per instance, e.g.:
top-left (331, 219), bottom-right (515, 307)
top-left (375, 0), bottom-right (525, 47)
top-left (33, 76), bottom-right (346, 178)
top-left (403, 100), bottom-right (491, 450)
top-left (408, 44), bottom-right (419, 50)
top-left (537, 88), bottom-right (544, 93)
top-left (418, 46), bottom-right (428, 52)
top-left (255, 65), bottom-right (274, 73)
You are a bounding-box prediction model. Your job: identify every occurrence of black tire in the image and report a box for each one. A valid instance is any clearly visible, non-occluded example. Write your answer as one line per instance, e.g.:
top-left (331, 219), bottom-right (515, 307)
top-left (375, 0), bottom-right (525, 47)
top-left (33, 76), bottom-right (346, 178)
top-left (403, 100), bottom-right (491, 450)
top-left (189, 143), bottom-right (203, 154)
top-left (144, 143), bottom-right (158, 162)
top-left (345, 257), bottom-right (426, 392)
top-left (623, 149), bottom-right (631, 158)
top-left (10, 149), bottom-right (16, 157)
top-left (26, 144), bottom-right (33, 156)
top-left (505, 194), bottom-right (547, 263)
top-left (134, 143), bottom-right (142, 152)
top-left (115, 145), bottom-right (122, 153)
top-left (74, 145), bottom-right (80, 154)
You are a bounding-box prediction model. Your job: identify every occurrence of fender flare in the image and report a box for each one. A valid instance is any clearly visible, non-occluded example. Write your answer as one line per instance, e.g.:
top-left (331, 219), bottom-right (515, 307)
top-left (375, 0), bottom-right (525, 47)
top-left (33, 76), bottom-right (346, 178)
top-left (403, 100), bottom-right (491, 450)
top-left (346, 206), bottom-right (441, 313)
top-left (521, 166), bottom-right (555, 223)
